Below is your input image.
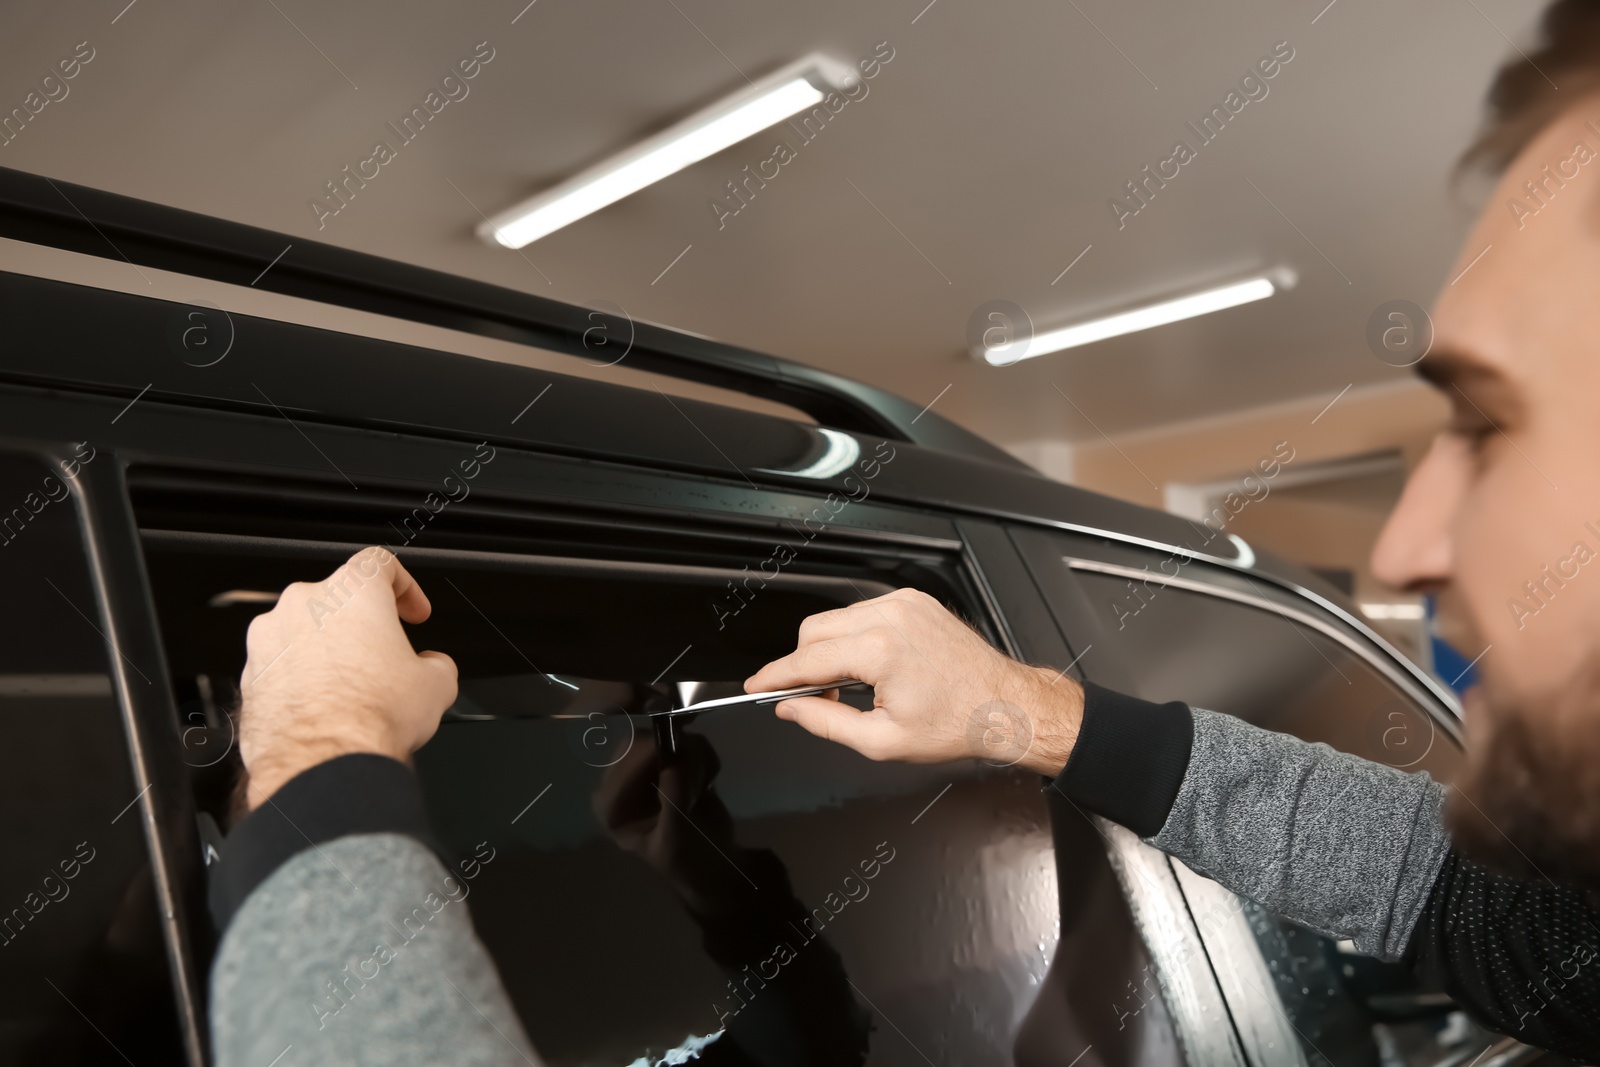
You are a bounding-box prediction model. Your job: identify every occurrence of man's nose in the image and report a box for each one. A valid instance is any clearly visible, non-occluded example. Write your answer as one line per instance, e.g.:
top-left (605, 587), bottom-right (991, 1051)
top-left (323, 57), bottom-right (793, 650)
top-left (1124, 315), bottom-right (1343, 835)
top-left (1370, 433), bottom-right (1466, 592)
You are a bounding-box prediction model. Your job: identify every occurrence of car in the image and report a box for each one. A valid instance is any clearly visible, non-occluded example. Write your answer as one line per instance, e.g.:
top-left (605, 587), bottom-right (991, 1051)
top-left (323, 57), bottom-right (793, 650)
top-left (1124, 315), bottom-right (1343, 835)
top-left (0, 165), bottom-right (1535, 1067)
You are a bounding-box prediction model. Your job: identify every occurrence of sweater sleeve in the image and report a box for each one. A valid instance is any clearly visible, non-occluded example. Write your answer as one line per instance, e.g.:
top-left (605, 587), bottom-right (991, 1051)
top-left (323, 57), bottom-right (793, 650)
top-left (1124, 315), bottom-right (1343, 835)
top-left (1052, 687), bottom-right (1451, 960)
top-left (1150, 707), bottom-right (1452, 961)
top-left (207, 754), bottom-right (439, 931)
top-left (207, 756), bottom-right (540, 1067)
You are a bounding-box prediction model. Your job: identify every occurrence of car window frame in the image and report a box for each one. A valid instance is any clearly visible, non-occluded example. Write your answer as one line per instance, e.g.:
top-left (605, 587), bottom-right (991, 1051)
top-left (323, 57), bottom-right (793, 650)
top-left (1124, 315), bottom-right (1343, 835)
top-left (0, 436), bottom-right (209, 1065)
top-left (0, 384), bottom-right (1028, 1066)
top-left (964, 519), bottom-right (1248, 1067)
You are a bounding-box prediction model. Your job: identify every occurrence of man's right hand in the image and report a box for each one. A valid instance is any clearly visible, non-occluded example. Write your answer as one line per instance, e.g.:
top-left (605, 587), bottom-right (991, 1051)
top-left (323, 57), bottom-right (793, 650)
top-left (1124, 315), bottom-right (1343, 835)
top-left (745, 588), bottom-right (1084, 776)
top-left (237, 547), bottom-right (459, 809)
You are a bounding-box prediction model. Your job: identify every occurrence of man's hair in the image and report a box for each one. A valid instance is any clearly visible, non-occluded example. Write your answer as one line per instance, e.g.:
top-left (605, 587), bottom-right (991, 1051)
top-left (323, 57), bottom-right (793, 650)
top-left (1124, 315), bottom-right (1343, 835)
top-left (1461, 0), bottom-right (1600, 175)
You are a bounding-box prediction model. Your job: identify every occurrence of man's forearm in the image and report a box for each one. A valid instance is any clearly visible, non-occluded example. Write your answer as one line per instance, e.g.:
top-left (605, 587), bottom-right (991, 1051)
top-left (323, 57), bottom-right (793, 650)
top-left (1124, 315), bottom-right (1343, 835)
top-left (209, 756), bottom-right (539, 1067)
top-left (1152, 707), bottom-right (1450, 960)
top-left (1052, 684), bottom-right (1452, 960)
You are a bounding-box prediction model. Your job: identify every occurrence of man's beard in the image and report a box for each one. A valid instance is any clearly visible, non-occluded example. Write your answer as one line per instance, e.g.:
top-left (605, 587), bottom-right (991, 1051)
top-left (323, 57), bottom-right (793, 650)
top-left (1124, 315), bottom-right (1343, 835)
top-left (1446, 665), bottom-right (1600, 889)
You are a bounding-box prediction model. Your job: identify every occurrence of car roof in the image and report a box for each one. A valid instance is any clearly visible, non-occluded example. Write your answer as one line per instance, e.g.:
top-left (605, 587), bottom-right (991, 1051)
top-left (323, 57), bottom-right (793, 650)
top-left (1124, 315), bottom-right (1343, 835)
top-left (0, 163), bottom-right (1279, 578)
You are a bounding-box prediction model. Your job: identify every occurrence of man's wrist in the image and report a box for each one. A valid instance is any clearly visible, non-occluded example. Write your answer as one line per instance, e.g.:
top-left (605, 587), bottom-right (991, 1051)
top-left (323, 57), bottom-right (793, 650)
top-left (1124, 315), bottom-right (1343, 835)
top-left (1017, 666), bottom-right (1082, 777)
top-left (244, 736), bottom-right (410, 810)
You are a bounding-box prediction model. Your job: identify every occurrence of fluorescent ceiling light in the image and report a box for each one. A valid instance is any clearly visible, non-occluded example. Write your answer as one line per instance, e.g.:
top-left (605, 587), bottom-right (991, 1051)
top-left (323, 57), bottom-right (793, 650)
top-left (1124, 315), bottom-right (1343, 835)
top-left (481, 53), bottom-right (854, 248)
top-left (981, 274), bottom-right (1286, 366)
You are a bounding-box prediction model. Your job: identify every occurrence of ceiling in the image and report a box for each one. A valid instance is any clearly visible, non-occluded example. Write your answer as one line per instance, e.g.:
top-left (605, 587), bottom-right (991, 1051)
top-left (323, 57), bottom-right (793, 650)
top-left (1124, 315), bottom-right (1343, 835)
top-left (0, 0), bottom-right (1544, 454)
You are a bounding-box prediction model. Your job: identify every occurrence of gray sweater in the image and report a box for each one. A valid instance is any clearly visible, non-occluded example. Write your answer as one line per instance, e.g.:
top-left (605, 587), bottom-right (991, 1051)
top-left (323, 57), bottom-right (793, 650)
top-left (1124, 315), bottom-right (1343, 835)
top-left (212, 834), bottom-right (540, 1066)
top-left (1153, 708), bottom-right (1450, 961)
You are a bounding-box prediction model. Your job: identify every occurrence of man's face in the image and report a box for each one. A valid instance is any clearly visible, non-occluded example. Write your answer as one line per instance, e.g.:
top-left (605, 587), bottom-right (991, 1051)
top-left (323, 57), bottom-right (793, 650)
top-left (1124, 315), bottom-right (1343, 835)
top-left (1371, 95), bottom-right (1600, 885)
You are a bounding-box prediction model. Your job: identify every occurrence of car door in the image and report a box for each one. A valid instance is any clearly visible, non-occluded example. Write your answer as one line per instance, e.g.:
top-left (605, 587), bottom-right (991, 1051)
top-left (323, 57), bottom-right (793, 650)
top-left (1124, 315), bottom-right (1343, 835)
top-left (108, 405), bottom-right (1175, 1067)
top-left (3, 262), bottom-right (1221, 1067)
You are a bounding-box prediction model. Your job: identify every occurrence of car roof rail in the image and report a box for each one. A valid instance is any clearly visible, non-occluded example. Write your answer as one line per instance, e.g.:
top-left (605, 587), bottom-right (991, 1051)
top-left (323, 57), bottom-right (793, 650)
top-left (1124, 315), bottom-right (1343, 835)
top-left (0, 166), bottom-right (1024, 469)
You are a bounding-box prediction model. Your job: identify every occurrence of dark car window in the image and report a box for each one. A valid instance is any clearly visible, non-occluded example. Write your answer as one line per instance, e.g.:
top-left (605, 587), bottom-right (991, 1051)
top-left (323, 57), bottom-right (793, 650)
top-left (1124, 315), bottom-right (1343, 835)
top-left (137, 502), bottom-right (1096, 1067)
top-left (396, 555), bottom-right (1179, 1067)
top-left (0, 453), bottom-right (184, 1063)
top-left (1068, 566), bottom-right (1522, 1067)
top-left (416, 698), bottom-right (1062, 1067)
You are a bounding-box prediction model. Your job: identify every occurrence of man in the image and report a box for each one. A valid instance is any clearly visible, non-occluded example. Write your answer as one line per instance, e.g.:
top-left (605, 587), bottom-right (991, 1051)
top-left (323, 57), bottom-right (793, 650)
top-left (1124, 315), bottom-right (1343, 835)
top-left (214, 5), bottom-right (1600, 1062)
top-left (747, 3), bottom-right (1600, 1057)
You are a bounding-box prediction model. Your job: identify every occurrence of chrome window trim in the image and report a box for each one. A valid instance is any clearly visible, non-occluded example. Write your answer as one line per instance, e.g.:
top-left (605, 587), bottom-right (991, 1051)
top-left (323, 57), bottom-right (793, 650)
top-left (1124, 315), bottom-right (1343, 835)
top-left (983, 509), bottom-right (1465, 720)
top-left (1062, 557), bottom-right (1462, 739)
top-left (1103, 821), bottom-right (1249, 1067)
top-left (1170, 860), bottom-right (1307, 1067)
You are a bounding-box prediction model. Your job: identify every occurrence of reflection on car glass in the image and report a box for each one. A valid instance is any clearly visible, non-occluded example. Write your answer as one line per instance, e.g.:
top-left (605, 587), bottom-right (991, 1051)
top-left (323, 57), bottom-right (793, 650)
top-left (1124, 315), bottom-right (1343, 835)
top-left (623, 1029), bottom-right (724, 1066)
top-left (595, 729), bottom-right (871, 1066)
top-left (413, 701), bottom-right (1060, 1064)
top-left (447, 673), bottom-right (651, 720)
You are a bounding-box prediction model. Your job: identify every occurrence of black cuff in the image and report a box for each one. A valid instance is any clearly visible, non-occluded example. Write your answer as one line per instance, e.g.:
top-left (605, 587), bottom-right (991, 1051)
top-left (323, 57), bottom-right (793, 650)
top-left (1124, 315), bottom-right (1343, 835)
top-left (207, 754), bottom-right (436, 933)
top-left (1050, 682), bottom-right (1194, 838)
